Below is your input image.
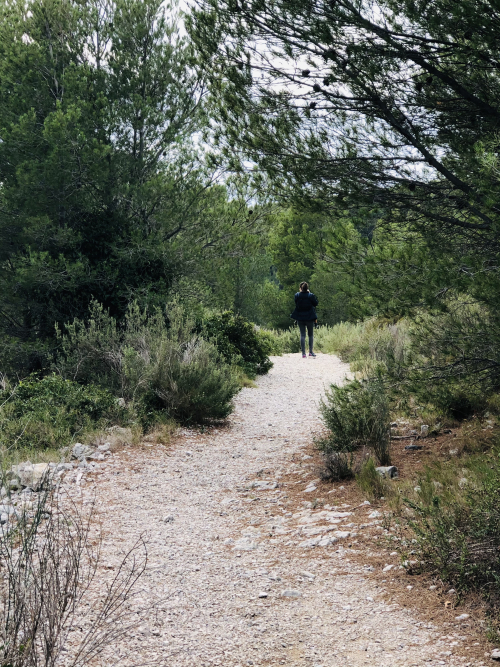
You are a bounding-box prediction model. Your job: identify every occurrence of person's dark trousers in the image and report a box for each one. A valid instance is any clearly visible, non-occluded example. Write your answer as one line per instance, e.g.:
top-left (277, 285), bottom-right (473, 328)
top-left (298, 321), bottom-right (314, 354)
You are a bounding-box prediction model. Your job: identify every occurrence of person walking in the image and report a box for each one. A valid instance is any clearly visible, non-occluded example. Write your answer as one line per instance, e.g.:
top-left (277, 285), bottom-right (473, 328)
top-left (290, 282), bottom-right (318, 358)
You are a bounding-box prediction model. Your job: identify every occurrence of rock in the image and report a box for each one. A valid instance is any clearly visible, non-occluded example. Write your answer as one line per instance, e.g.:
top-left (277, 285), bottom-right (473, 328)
top-left (360, 500), bottom-right (371, 506)
top-left (71, 443), bottom-right (94, 460)
top-left (382, 564), bottom-right (394, 572)
top-left (333, 531), bottom-right (350, 539)
top-left (298, 537), bottom-right (321, 548)
top-left (300, 571), bottom-right (316, 580)
top-left (0, 505), bottom-right (15, 515)
top-left (458, 477), bottom-right (468, 488)
top-left (282, 590), bottom-right (301, 598)
top-left (455, 614), bottom-right (469, 621)
top-left (447, 588), bottom-right (456, 595)
top-left (304, 485), bottom-right (317, 493)
top-left (98, 443), bottom-right (111, 452)
top-left (88, 452), bottom-right (105, 461)
top-left (116, 398), bottom-right (126, 408)
top-left (368, 511), bottom-right (382, 518)
top-left (163, 515), bottom-right (175, 523)
top-left (491, 649), bottom-right (500, 660)
top-left (251, 481), bottom-right (278, 490)
top-left (405, 445), bottom-right (423, 451)
top-left (429, 585), bottom-right (437, 590)
top-left (449, 448), bottom-right (459, 456)
top-left (0, 487), bottom-right (7, 498)
top-left (375, 466), bottom-right (398, 479)
top-left (11, 462), bottom-right (50, 491)
top-left (233, 538), bottom-right (257, 551)
top-left (56, 463), bottom-right (74, 472)
top-left (258, 592), bottom-right (268, 598)
top-left (421, 425), bottom-right (429, 436)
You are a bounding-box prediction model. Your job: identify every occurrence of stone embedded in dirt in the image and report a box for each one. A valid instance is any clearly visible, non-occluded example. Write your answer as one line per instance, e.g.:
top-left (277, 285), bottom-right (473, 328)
top-left (233, 537), bottom-right (257, 550)
top-left (282, 590), bottom-right (301, 598)
top-left (251, 481), bottom-right (278, 490)
top-left (0, 504), bottom-right (15, 515)
top-left (258, 592), bottom-right (268, 598)
top-left (333, 531), bottom-right (350, 539)
top-left (11, 462), bottom-right (50, 491)
top-left (163, 515), bottom-right (175, 523)
top-left (455, 614), bottom-right (470, 621)
top-left (421, 425), bottom-right (429, 436)
top-left (491, 649), bottom-right (500, 660)
top-left (368, 510), bottom-right (382, 518)
top-left (376, 466), bottom-right (398, 479)
top-left (405, 445), bottom-right (423, 451)
top-left (383, 564), bottom-right (394, 572)
top-left (72, 443), bottom-right (94, 460)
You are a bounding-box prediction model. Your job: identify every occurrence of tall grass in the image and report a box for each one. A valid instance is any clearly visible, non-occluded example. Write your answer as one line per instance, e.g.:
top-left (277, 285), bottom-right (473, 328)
top-left (265, 318), bottom-right (411, 377)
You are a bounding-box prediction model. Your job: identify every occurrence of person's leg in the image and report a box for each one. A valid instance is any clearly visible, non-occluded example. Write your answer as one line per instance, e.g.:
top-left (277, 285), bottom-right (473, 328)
top-left (298, 322), bottom-right (306, 355)
top-left (306, 320), bottom-right (314, 353)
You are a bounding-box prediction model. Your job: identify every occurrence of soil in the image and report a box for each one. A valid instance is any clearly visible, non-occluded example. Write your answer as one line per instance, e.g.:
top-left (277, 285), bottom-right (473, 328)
top-left (74, 353), bottom-right (494, 667)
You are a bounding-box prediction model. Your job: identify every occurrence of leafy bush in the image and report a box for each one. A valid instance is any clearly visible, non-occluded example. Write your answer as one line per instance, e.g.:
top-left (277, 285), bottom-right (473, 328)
top-left (202, 311), bottom-right (273, 377)
top-left (55, 301), bottom-right (240, 425)
top-left (319, 378), bottom-right (391, 465)
top-left (356, 457), bottom-right (388, 500)
top-left (258, 327), bottom-right (301, 354)
top-left (402, 451), bottom-right (500, 610)
top-left (0, 375), bottom-right (123, 452)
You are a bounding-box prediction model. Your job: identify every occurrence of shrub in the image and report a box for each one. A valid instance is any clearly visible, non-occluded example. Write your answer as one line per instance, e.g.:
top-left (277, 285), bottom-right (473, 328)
top-left (55, 301), bottom-right (240, 425)
top-left (356, 457), bottom-right (388, 500)
top-left (319, 378), bottom-right (391, 465)
top-left (0, 490), bottom-right (146, 666)
top-left (0, 375), bottom-right (123, 451)
top-left (258, 327), bottom-right (300, 354)
top-left (202, 311), bottom-right (273, 377)
top-left (319, 449), bottom-right (354, 482)
top-left (401, 452), bottom-right (500, 610)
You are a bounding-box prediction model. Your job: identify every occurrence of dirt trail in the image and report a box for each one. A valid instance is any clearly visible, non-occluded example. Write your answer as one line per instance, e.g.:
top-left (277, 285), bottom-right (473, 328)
top-left (81, 353), bottom-right (483, 667)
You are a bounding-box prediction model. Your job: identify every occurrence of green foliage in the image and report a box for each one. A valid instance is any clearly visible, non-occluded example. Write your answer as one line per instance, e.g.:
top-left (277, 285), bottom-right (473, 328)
top-left (0, 0), bottom-right (267, 375)
top-left (319, 378), bottom-right (391, 465)
top-left (55, 301), bottom-right (240, 425)
top-left (356, 458), bottom-right (388, 500)
top-left (259, 327), bottom-right (301, 354)
top-left (202, 311), bottom-right (273, 377)
top-left (0, 375), bottom-right (122, 451)
top-left (190, 0), bottom-right (500, 393)
top-left (402, 451), bottom-right (500, 609)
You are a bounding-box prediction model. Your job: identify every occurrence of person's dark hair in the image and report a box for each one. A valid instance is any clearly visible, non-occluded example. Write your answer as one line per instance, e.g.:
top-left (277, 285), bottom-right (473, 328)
top-left (299, 282), bottom-right (309, 292)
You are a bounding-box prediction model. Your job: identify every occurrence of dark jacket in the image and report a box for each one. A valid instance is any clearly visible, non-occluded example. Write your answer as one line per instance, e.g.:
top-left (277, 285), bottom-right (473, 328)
top-left (290, 291), bottom-right (318, 321)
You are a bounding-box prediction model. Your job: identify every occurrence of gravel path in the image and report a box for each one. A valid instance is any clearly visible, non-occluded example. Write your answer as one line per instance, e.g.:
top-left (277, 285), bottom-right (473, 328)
top-left (79, 353), bottom-right (481, 667)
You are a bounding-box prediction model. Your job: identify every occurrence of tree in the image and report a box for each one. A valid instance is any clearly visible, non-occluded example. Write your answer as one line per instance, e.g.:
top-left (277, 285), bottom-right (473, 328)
top-left (189, 0), bottom-right (500, 386)
top-left (0, 0), bottom-right (250, 368)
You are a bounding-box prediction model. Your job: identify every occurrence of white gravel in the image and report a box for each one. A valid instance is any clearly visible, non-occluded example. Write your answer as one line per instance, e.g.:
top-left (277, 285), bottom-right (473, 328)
top-left (75, 353), bottom-right (481, 666)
